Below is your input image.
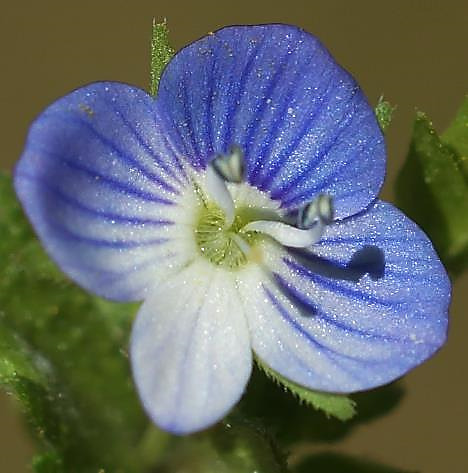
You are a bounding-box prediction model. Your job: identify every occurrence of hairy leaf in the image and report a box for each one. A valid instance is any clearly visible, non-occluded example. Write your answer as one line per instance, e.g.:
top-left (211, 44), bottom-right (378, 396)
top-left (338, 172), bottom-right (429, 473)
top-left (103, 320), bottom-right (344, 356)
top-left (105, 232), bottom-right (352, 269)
top-left (150, 19), bottom-right (175, 95)
top-left (0, 173), bottom-right (156, 472)
top-left (375, 96), bottom-right (396, 132)
top-left (157, 420), bottom-right (288, 473)
top-left (255, 358), bottom-right (356, 421)
top-left (442, 95), bottom-right (468, 176)
top-left (396, 100), bottom-right (468, 274)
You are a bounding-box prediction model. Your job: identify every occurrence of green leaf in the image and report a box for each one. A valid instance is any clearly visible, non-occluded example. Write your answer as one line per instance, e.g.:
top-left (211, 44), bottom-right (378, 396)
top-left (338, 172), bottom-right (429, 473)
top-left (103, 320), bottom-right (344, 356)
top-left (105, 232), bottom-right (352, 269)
top-left (0, 326), bottom-right (72, 473)
top-left (0, 173), bottom-right (161, 472)
top-left (374, 96), bottom-right (396, 132)
top-left (255, 358), bottom-right (356, 421)
top-left (442, 94), bottom-right (468, 176)
top-left (150, 19), bottom-right (175, 96)
top-left (157, 420), bottom-right (288, 473)
top-left (240, 366), bottom-right (402, 446)
top-left (395, 101), bottom-right (468, 274)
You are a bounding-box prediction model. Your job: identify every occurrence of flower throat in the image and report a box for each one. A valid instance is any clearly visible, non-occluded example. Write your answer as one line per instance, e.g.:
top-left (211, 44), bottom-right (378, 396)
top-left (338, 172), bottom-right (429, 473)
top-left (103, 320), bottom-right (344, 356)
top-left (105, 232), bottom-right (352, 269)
top-left (195, 202), bottom-right (260, 269)
top-left (193, 148), bottom-right (334, 270)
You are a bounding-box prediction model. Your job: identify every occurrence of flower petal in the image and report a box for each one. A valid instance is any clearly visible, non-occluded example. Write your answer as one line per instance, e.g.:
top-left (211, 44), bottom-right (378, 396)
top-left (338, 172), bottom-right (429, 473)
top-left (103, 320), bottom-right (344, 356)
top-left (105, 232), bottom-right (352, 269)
top-left (157, 24), bottom-right (385, 219)
top-left (238, 201), bottom-right (449, 392)
top-left (14, 82), bottom-right (193, 301)
top-left (130, 259), bottom-right (252, 434)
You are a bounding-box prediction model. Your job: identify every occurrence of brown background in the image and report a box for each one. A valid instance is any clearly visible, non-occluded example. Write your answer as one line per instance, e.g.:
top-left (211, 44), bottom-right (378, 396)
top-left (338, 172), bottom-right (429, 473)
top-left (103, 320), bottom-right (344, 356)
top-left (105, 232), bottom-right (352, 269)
top-left (1, 1), bottom-right (467, 472)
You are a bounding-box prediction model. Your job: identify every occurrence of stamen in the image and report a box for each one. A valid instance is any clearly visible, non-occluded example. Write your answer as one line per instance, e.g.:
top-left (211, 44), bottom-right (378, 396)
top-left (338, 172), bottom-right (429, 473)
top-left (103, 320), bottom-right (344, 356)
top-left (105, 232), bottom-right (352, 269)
top-left (200, 162), bottom-right (334, 261)
top-left (211, 146), bottom-right (245, 183)
top-left (243, 195), bottom-right (334, 248)
top-left (298, 194), bottom-right (333, 229)
top-left (204, 165), bottom-right (235, 227)
top-left (243, 220), bottom-right (326, 248)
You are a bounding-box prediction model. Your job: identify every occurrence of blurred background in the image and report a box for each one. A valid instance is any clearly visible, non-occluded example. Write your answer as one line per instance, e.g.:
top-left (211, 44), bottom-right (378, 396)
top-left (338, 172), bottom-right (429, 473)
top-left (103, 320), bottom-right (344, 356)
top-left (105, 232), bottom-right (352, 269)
top-left (1, 1), bottom-right (467, 472)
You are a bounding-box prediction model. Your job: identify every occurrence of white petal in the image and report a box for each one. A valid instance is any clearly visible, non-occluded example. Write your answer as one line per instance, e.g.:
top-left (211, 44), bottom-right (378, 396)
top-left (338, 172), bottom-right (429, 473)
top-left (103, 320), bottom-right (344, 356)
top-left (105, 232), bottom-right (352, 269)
top-left (130, 259), bottom-right (252, 434)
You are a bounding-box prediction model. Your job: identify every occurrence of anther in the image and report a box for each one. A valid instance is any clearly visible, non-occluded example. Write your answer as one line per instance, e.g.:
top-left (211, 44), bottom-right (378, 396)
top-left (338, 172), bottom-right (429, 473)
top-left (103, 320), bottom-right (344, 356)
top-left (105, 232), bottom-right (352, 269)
top-left (211, 145), bottom-right (245, 183)
top-left (244, 194), bottom-right (334, 249)
top-left (298, 194), bottom-right (333, 229)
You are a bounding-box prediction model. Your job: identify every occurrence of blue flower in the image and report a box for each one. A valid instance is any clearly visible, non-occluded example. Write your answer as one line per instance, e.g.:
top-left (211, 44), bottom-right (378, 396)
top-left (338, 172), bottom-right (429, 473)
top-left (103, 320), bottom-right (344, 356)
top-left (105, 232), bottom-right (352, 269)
top-left (14, 24), bottom-right (450, 435)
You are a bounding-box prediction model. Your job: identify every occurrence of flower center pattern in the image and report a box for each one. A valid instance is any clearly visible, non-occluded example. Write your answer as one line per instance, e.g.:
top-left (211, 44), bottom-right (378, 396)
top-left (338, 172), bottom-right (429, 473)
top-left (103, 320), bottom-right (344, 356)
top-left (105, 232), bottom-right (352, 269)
top-left (193, 148), bottom-right (334, 270)
top-left (195, 202), bottom-right (256, 269)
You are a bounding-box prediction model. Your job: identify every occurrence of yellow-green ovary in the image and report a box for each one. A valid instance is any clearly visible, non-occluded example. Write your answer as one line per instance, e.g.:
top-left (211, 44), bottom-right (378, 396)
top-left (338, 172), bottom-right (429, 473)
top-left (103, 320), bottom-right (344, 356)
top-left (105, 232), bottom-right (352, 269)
top-left (195, 202), bottom-right (260, 270)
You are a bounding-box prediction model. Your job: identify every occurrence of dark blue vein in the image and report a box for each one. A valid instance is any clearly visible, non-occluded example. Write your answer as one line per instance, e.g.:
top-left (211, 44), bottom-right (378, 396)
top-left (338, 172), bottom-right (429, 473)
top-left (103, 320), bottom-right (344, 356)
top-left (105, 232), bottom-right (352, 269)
top-left (28, 143), bottom-right (177, 205)
top-left (141, 99), bottom-right (189, 178)
top-left (156, 84), bottom-right (198, 166)
top-left (263, 285), bottom-right (388, 364)
top-left (272, 271), bottom-right (407, 343)
top-left (223, 34), bottom-right (267, 150)
top-left (249, 51), bottom-right (322, 184)
top-left (182, 71), bottom-right (202, 162)
top-left (47, 217), bottom-right (168, 249)
top-left (272, 87), bottom-right (361, 199)
top-left (45, 113), bottom-right (178, 192)
top-left (204, 36), bottom-right (218, 156)
top-left (241, 46), bottom-right (298, 176)
top-left (258, 76), bottom-right (338, 189)
top-left (281, 133), bottom-right (380, 207)
top-left (104, 96), bottom-right (185, 187)
top-left (180, 70), bottom-right (203, 167)
top-left (284, 258), bottom-right (407, 309)
top-left (19, 172), bottom-right (174, 225)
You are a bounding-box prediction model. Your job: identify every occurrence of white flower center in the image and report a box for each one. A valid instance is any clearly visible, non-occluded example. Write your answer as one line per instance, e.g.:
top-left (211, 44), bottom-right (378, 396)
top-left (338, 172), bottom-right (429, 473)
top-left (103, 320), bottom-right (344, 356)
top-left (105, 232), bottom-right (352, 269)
top-left (193, 149), bottom-right (333, 270)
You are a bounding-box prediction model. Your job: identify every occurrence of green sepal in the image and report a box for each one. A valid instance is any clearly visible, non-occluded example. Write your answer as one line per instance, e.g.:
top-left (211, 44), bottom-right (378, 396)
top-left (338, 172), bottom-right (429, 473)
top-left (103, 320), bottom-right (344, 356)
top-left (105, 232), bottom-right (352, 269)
top-left (395, 100), bottom-right (468, 275)
top-left (150, 19), bottom-right (175, 95)
top-left (374, 96), bottom-right (396, 132)
top-left (255, 358), bottom-right (356, 421)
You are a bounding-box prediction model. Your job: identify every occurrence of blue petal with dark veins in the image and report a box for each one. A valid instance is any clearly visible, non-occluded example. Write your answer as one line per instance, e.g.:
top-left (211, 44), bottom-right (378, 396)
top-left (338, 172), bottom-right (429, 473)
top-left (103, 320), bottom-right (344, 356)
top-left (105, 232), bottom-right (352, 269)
top-left (241, 201), bottom-right (449, 392)
top-left (15, 82), bottom-right (188, 301)
top-left (157, 24), bottom-right (385, 218)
